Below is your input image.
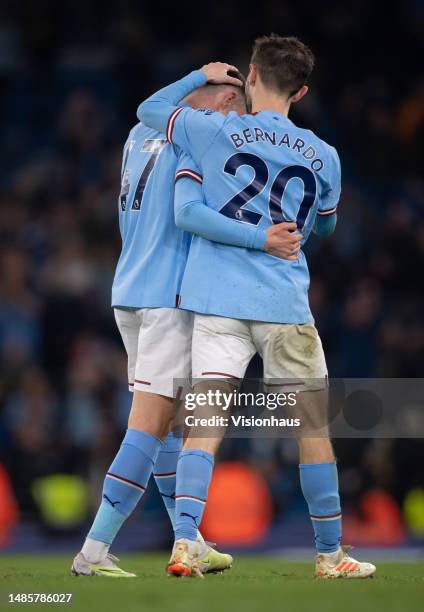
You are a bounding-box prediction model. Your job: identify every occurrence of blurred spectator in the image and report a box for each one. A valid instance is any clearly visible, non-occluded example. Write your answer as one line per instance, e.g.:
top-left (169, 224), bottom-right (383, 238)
top-left (0, 247), bottom-right (41, 368)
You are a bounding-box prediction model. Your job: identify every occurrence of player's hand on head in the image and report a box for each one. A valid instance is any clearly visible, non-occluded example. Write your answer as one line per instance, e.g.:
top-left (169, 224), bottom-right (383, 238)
top-left (201, 62), bottom-right (243, 87)
top-left (264, 222), bottom-right (303, 261)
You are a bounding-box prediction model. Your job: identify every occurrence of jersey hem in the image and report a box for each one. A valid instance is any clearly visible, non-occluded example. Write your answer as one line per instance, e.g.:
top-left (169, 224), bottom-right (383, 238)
top-left (179, 299), bottom-right (314, 325)
top-left (111, 300), bottom-right (180, 309)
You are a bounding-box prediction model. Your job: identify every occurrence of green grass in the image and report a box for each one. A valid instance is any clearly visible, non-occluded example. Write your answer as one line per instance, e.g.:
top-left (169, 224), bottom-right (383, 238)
top-left (0, 554), bottom-right (423, 612)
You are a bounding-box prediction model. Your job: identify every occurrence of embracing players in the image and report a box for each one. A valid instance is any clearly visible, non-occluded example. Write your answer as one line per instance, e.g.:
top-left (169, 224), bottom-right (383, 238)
top-left (71, 64), bottom-right (298, 577)
top-left (138, 34), bottom-right (376, 579)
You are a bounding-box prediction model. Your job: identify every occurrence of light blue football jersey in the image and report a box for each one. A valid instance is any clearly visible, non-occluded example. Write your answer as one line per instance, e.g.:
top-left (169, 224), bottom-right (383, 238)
top-left (138, 71), bottom-right (341, 323)
top-left (111, 122), bottom-right (192, 308)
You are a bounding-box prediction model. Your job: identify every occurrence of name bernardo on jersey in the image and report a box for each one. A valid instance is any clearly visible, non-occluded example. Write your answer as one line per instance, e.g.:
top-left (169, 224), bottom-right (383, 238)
top-left (229, 127), bottom-right (324, 172)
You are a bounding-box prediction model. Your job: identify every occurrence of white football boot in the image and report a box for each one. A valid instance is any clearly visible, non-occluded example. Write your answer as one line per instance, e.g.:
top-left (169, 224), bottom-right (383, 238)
top-left (315, 545), bottom-right (376, 579)
top-left (71, 552), bottom-right (136, 578)
top-left (166, 538), bottom-right (233, 578)
top-left (167, 539), bottom-right (205, 578)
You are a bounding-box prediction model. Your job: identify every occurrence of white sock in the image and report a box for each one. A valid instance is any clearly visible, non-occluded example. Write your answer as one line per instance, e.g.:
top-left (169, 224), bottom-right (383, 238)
top-left (81, 538), bottom-right (109, 563)
top-left (322, 548), bottom-right (342, 564)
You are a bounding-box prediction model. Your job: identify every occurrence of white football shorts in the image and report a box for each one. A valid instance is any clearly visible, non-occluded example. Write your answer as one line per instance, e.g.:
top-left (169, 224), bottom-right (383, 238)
top-left (114, 307), bottom-right (193, 398)
top-left (192, 314), bottom-right (327, 392)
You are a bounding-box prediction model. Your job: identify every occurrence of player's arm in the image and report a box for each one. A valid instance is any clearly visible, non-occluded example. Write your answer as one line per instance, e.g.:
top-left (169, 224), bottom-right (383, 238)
top-left (137, 70), bottom-right (207, 134)
top-left (137, 63), bottom-right (243, 162)
top-left (313, 146), bottom-right (341, 237)
top-left (174, 154), bottom-right (302, 259)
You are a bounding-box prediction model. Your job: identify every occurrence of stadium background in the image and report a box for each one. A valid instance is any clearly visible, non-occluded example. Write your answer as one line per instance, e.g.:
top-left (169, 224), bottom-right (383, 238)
top-left (0, 0), bottom-right (423, 556)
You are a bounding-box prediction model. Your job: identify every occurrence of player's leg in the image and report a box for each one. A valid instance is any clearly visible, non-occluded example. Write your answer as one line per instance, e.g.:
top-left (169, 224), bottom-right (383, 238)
top-left (72, 308), bottom-right (176, 577)
top-left (153, 426), bottom-right (182, 532)
top-left (117, 306), bottom-right (191, 533)
top-left (144, 309), bottom-right (211, 550)
top-left (153, 423), bottom-right (213, 550)
top-left (167, 315), bottom-right (255, 577)
top-left (296, 401), bottom-right (375, 578)
top-left (257, 322), bottom-right (376, 579)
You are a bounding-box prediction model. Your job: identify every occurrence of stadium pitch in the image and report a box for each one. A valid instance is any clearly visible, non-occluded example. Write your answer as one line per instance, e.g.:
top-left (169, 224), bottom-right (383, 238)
top-left (0, 554), bottom-right (423, 611)
top-left (0, 554), bottom-right (424, 612)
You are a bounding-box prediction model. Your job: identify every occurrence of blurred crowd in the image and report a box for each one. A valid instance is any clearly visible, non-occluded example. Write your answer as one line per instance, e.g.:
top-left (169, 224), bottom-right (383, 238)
top-left (0, 0), bottom-right (423, 544)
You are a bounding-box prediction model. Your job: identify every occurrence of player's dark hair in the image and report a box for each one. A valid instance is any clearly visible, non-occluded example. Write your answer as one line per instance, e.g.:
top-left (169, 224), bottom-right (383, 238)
top-left (251, 34), bottom-right (314, 96)
top-left (227, 69), bottom-right (246, 87)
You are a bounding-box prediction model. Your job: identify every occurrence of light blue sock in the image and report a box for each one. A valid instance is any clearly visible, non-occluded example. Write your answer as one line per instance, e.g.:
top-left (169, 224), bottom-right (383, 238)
top-left (153, 431), bottom-right (183, 530)
top-left (175, 449), bottom-right (214, 541)
top-left (299, 462), bottom-right (342, 553)
top-left (88, 429), bottom-right (162, 544)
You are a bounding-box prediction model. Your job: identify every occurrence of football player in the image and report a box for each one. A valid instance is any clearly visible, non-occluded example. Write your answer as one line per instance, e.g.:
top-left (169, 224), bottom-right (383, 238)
top-left (138, 35), bottom-right (376, 579)
top-left (72, 69), bottom-right (299, 577)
